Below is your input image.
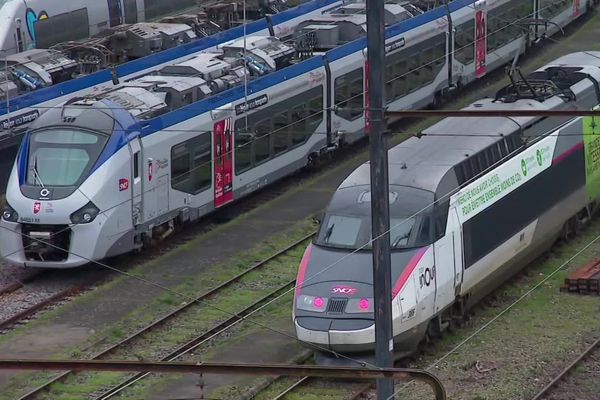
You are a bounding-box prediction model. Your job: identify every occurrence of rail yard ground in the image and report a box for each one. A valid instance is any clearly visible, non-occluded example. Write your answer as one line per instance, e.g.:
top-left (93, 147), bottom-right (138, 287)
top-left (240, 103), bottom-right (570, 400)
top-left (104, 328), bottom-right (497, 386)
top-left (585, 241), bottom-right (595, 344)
top-left (1, 8), bottom-right (600, 400)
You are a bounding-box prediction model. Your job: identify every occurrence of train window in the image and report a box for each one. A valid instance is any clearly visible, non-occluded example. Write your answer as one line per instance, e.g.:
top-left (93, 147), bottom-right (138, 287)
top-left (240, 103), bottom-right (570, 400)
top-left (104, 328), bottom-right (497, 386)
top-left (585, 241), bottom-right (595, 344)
top-left (233, 86), bottom-right (323, 174)
top-left (254, 123), bottom-right (271, 165)
top-left (540, 0), bottom-right (570, 19)
top-left (291, 104), bottom-right (308, 145)
top-left (35, 9), bottom-right (90, 49)
top-left (320, 215), bottom-right (362, 247)
top-left (421, 48), bottom-right (435, 84)
top-left (434, 202), bottom-right (449, 239)
top-left (307, 95), bottom-right (323, 131)
top-left (385, 65), bottom-right (394, 102)
top-left (191, 139), bottom-right (211, 192)
top-left (417, 216), bottom-right (431, 244)
top-left (134, 152), bottom-right (140, 179)
top-left (145, 0), bottom-right (196, 20)
top-left (335, 69), bottom-right (364, 120)
top-left (171, 146), bottom-right (191, 192)
top-left (171, 133), bottom-right (211, 194)
top-left (273, 112), bottom-right (290, 155)
top-left (454, 20), bottom-right (474, 65)
top-left (124, 0), bottom-right (138, 24)
top-left (393, 60), bottom-right (408, 98)
top-left (235, 131), bottom-right (253, 173)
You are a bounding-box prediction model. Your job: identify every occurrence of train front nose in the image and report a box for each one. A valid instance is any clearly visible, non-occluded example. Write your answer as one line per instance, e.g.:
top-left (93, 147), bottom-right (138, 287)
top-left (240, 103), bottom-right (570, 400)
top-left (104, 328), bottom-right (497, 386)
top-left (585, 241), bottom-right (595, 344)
top-left (294, 281), bottom-right (377, 352)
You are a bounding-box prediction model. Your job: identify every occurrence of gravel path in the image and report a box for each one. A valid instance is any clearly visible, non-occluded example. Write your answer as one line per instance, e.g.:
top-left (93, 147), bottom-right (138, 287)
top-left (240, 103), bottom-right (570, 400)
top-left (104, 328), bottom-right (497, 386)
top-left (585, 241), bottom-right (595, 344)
top-left (0, 265), bottom-right (105, 332)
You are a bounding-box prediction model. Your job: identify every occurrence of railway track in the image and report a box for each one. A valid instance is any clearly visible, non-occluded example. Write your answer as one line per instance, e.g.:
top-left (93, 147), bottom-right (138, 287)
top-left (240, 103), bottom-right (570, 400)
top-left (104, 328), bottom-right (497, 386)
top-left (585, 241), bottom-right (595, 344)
top-left (262, 375), bottom-right (371, 400)
top-left (530, 336), bottom-right (600, 400)
top-left (17, 232), bottom-right (315, 400)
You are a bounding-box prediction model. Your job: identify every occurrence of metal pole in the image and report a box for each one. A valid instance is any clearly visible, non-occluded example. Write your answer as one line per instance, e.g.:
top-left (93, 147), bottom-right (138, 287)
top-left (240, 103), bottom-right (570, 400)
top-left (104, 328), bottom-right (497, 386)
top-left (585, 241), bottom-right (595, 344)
top-left (366, 0), bottom-right (394, 397)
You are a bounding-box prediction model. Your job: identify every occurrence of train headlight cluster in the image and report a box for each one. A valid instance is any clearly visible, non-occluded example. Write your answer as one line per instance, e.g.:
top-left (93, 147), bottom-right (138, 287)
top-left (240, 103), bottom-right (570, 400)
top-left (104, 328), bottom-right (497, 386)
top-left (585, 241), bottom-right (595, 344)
top-left (296, 295), bottom-right (328, 312)
top-left (70, 202), bottom-right (100, 224)
top-left (346, 298), bottom-right (374, 313)
top-left (1, 203), bottom-right (19, 222)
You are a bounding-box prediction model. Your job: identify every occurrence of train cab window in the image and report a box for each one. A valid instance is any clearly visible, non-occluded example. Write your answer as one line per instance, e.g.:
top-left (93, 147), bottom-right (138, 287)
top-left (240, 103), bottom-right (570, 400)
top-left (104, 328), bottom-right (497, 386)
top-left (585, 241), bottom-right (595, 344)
top-left (335, 69), bottom-right (364, 120)
top-left (26, 128), bottom-right (107, 187)
top-left (133, 151), bottom-right (140, 179)
top-left (417, 216), bottom-right (431, 244)
top-left (320, 215), bottom-right (362, 247)
top-left (171, 133), bottom-right (212, 194)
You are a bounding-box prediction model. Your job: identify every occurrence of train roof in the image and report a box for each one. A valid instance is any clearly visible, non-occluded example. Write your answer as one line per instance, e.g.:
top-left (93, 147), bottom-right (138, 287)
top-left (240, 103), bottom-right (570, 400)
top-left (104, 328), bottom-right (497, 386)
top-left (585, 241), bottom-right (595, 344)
top-left (339, 55), bottom-right (600, 197)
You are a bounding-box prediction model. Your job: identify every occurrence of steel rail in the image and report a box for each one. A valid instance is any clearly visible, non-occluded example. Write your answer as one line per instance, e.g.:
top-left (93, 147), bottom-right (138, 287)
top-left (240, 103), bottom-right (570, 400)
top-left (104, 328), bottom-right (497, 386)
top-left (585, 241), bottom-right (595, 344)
top-left (530, 336), bottom-right (600, 400)
top-left (95, 279), bottom-right (297, 399)
top-left (0, 286), bottom-right (83, 331)
top-left (16, 232), bottom-right (315, 400)
top-left (271, 376), bottom-right (310, 400)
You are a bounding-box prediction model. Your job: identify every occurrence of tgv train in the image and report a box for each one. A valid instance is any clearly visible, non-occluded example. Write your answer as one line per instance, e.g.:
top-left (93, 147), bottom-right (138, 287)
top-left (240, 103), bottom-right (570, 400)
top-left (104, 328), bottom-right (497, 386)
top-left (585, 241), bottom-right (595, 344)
top-left (0, 0), bottom-right (593, 268)
top-left (0, 0), bottom-right (342, 149)
top-left (293, 50), bottom-right (600, 355)
top-left (0, 0), bottom-right (266, 55)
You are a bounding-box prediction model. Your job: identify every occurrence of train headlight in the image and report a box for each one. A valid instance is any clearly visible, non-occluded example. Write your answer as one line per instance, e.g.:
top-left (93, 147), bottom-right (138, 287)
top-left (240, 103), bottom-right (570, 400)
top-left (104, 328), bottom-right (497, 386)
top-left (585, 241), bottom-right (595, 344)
top-left (346, 298), bottom-right (374, 313)
top-left (296, 295), bottom-right (328, 312)
top-left (1, 202), bottom-right (18, 222)
top-left (70, 202), bottom-right (100, 224)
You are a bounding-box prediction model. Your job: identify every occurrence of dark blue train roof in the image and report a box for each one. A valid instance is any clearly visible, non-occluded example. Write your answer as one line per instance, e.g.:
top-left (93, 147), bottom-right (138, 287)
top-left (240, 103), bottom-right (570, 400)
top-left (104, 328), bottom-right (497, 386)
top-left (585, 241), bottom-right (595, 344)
top-left (0, 0), bottom-right (340, 116)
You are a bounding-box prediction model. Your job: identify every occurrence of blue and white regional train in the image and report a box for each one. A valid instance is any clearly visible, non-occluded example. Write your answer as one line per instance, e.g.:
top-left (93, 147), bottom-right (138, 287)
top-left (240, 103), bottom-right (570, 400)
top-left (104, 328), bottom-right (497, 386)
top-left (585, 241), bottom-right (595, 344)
top-left (293, 52), bottom-right (600, 356)
top-left (0, 0), bottom-right (594, 269)
top-left (0, 0), bottom-right (341, 143)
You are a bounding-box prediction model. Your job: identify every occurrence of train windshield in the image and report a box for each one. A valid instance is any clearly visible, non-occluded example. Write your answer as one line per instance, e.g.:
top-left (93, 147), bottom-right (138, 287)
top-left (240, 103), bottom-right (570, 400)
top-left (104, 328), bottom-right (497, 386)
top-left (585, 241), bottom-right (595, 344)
top-left (316, 214), bottom-right (430, 250)
top-left (26, 128), bottom-right (108, 187)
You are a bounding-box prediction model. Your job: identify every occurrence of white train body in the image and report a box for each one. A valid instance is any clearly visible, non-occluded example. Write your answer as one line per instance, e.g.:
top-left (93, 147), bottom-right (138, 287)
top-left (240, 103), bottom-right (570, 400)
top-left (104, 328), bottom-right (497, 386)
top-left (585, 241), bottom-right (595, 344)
top-left (0, 0), bottom-right (594, 272)
top-left (0, 0), bottom-right (342, 139)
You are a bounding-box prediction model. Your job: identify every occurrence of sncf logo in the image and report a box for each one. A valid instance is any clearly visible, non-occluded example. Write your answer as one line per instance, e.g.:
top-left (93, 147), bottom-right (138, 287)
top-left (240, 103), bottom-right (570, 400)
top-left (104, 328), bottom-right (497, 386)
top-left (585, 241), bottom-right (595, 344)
top-left (331, 285), bottom-right (357, 295)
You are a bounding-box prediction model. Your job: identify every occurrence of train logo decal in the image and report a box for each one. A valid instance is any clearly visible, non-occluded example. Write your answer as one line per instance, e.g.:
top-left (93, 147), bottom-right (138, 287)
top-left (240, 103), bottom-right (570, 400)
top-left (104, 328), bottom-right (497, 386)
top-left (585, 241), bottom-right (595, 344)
top-left (331, 285), bottom-right (357, 295)
top-left (33, 201), bottom-right (41, 215)
top-left (419, 267), bottom-right (435, 288)
top-left (455, 138), bottom-right (557, 221)
top-left (25, 8), bottom-right (49, 44)
top-left (119, 179), bottom-right (129, 192)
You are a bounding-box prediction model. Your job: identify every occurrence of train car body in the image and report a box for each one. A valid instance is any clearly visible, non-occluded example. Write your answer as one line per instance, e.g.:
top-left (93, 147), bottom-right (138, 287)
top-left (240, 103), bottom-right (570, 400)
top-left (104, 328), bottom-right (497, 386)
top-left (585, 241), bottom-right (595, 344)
top-left (294, 51), bottom-right (600, 357)
top-left (0, 0), bottom-right (343, 147)
top-left (0, 0), bottom-right (595, 269)
top-left (0, 0), bottom-right (206, 55)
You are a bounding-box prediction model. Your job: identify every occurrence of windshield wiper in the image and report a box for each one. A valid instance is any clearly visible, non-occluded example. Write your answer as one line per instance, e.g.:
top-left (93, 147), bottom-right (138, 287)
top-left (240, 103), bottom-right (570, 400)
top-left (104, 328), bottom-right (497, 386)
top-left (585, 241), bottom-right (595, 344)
top-left (391, 227), bottom-right (412, 248)
top-left (323, 223), bottom-right (335, 243)
top-left (32, 156), bottom-right (45, 188)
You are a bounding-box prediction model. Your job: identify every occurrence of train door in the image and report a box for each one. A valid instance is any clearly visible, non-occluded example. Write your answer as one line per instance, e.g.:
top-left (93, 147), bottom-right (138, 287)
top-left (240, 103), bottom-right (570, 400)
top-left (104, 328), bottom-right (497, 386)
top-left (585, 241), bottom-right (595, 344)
top-left (128, 138), bottom-right (143, 226)
top-left (107, 0), bottom-right (124, 27)
top-left (474, 0), bottom-right (487, 78)
top-left (433, 208), bottom-right (463, 311)
top-left (214, 119), bottom-right (234, 208)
